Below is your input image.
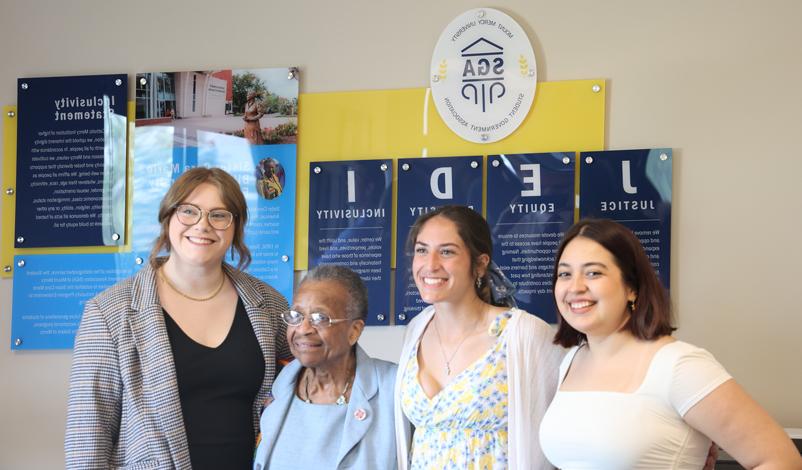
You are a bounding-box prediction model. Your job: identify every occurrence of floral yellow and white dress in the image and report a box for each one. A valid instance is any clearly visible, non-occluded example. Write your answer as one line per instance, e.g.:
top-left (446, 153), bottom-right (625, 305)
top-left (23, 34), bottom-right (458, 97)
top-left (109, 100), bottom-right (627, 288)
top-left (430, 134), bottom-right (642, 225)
top-left (400, 311), bottom-right (511, 470)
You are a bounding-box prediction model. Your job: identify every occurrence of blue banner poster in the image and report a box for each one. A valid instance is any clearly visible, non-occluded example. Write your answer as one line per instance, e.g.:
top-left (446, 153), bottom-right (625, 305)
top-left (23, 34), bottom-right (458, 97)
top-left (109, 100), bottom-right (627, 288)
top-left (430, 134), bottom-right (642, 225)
top-left (394, 156), bottom-right (483, 325)
top-left (10, 253), bottom-right (136, 350)
top-left (131, 68), bottom-right (298, 303)
top-left (308, 160), bottom-right (393, 326)
top-left (14, 74), bottom-right (128, 248)
top-left (486, 153), bottom-right (575, 323)
top-left (579, 149), bottom-right (672, 289)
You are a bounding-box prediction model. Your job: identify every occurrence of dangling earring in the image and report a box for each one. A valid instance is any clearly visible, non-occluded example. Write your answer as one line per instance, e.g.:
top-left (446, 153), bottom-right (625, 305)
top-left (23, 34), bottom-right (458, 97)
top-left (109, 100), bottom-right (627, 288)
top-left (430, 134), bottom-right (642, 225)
top-left (476, 275), bottom-right (482, 289)
top-left (230, 245), bottom-right (235, 261)
top-left (628, 300), bottom-right (636, 312)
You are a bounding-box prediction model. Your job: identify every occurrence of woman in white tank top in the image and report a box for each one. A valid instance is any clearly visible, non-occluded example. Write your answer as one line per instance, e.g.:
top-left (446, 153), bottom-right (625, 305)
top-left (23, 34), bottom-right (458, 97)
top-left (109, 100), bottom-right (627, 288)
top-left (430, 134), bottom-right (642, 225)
top-left (538, 219), bottom-right (801, 469)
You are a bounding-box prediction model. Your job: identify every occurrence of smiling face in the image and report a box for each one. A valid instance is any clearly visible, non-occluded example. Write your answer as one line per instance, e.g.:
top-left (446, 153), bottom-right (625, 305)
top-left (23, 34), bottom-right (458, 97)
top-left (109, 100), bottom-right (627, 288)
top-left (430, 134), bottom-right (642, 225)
top-left (554, 236), bottom-right (637, 339)
top-left (411, 216), bottom-right (488, 306)
top-left (287, 280), bottom-right (364, 369)
top-left (167, 182), bottom-right (234, 269)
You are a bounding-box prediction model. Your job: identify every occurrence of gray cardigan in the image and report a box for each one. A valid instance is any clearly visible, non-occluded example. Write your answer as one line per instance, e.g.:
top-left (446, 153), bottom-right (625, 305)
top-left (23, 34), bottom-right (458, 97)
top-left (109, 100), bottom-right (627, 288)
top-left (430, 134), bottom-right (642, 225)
top-left (65, 262), bottom-right (291, 469)
top-left (254, 345), bottom-right (400, 470)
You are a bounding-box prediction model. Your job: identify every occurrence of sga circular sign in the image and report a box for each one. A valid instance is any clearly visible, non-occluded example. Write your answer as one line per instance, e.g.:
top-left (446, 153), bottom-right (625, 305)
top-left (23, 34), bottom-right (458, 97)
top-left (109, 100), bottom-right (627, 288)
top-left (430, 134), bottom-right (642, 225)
top-left (430, 8), bottom-right (537, 143)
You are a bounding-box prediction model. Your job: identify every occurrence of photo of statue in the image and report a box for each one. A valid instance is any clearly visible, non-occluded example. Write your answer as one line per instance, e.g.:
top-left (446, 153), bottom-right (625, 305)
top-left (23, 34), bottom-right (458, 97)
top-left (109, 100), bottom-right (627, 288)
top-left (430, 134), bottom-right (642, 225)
top-left (243, 90), bottom-right (266, 145)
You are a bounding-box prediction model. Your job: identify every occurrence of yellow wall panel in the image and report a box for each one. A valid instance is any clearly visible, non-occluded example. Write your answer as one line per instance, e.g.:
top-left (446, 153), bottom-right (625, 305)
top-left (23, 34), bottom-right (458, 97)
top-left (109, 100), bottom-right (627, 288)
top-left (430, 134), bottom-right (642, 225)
top-left (295, 79), bottom-right (605, 269)
top-left (2, 107), bottom-right (18, 278)
top-left (4, 82), bottom-right (604, 275)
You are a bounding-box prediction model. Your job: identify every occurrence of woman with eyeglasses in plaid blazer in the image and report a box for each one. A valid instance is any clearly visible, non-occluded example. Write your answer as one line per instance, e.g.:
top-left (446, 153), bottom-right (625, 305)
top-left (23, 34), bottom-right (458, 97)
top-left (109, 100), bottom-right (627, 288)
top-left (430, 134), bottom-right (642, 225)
top-left (66, 167), bottom-right (292, 469)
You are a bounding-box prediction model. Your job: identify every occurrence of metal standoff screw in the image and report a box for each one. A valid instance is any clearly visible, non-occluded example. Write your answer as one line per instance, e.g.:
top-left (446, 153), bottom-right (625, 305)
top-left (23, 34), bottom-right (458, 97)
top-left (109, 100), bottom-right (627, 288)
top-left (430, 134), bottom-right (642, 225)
top-left (21, 83), bottom-right (28, 90)
top-left (592, 84), bottom-right (601, 93)
top-left (432, 75), bottom-right (440, 83)
top-left (135, 257), bottom-right (144, 265)
top-left (491, 159), bottom-right (500, 167)
top-left (3, 265), bottom-right (11, 273)
top-left (380, 163), bottom-right (388, 171)
top-left (397, 313), bottom-right (406, 321)
top-left (139, 77), bottom-right (147, 86)
top-left (281, 255), bottom-right (289, 262)
top-left (115, 79), bottom-right (122, 86)
top-left (660, 153), bottom-right (668, 161)
top-left (562, 157), bottom-right (571, 164)
top-left (528, 69), bottom-right (535, 77)
top-left (14, 338), bottom-right (22, 347)
top-left (477, 9), bottom-right (486, 18)
top-left (17, 259), bottom-right (26, 268)
top-left (402, 163), bottom-right (410, 171)
top-left (16, 236), bottom-right (24, 244)
top-left (7, 111), bottom-right (15, 118)
top-left (313, 166), bottom-right (321, 174)
top-left (111, 233), bottom-right (120, 241)
top-left (480, 133), bottom-right (489, 142)
top-left (585, 156), bottom-right (594, 164)
top-left (470, 161), bottom-right (479, 169)
top-left (377, 314), bottom-right (385, 322)
top-left (5, 187), bottom-right (14, 195)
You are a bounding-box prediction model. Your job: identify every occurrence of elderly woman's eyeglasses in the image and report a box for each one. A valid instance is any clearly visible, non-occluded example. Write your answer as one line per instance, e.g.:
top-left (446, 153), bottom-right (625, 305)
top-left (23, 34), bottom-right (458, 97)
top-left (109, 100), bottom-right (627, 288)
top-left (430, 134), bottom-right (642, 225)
top-left (281, 310), bottom-right (350, 328)
top-left (174, 203), bottom-right (234, 230)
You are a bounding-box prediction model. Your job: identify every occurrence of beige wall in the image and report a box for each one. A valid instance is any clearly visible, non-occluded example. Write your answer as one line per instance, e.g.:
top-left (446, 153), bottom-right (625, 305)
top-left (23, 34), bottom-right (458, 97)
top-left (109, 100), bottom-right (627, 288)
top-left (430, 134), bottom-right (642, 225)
top-left (1, 0), bottom-right (801, 467)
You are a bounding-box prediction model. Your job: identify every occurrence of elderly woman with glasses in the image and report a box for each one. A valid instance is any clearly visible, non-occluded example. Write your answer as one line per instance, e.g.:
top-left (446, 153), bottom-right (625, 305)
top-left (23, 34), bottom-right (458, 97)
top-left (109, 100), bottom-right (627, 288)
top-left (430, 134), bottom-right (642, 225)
top-left (66, 167), bottom-right (291, 470)
top-left (253, 264), bottom-right (400, 470)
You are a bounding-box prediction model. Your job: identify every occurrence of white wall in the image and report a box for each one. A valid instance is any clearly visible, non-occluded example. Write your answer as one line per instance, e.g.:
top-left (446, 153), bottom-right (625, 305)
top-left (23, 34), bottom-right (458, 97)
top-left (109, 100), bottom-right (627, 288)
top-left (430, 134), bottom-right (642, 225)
top-left (2, 0), bottom-right (801, 467)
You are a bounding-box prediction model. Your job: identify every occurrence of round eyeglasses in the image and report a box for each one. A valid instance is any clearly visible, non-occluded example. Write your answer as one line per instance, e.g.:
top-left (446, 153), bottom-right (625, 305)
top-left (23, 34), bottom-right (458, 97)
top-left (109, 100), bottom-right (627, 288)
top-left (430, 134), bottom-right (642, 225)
top-left (281, 310), bottom-right (351, 329)
top-left (174, 203), bottom-right (234, 230)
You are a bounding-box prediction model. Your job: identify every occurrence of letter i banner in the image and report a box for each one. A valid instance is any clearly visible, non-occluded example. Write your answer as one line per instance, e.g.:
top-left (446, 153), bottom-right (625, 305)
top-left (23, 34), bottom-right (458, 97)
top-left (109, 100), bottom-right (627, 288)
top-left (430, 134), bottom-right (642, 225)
top-left (309, 160), bottom-right (393, 325)
top-left (579, 149), bottom-right (672, 289)
top-left (394, 156), bottom-right (483, 325)
top-left (486, 153), bottom-right (575, 323)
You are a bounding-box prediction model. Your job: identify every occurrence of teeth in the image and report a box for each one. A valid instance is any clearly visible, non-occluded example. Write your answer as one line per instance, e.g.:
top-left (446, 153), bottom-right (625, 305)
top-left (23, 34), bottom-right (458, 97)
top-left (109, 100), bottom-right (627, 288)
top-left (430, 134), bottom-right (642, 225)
top-left (423, 277), bottom-right (444, 285)
top-left (188, 237), bottom-right (213, 245)
top-left (570, 301), bottom-right (594, 309)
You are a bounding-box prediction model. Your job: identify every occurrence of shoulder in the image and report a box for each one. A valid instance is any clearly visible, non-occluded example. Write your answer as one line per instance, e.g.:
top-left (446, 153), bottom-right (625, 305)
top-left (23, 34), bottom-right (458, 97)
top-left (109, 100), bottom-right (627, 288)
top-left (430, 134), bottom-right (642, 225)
top-left (506, 308), bottom-right (566, 372)
top-left (89, 275), bottom-right (136, 308)
top-left (654, 340), bottom-right (732, 415)
top-left (227, 266), bottom-right (288, 309)
top-left (508, 308), bottom-right (559, 341)
top-left (357, 347), bottom-right (397, 383)
top-left (369, 357), bottom-right (398, 384)
top-left (83, 270), bottom-right (147, 325)
top-left (271, 359), bottom-right (302, 398)
top-left (654, 340), bottom-right (722, 368)
top-left (406, 305), bottom-right (435, 328)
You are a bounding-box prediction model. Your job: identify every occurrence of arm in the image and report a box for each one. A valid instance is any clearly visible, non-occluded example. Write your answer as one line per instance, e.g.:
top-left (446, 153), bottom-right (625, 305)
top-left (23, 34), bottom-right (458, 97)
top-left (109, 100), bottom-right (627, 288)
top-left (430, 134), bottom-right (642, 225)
top-left (684, 380), bottom-right (802, 469)
top-left (65, 298), bottom-right (122, 469)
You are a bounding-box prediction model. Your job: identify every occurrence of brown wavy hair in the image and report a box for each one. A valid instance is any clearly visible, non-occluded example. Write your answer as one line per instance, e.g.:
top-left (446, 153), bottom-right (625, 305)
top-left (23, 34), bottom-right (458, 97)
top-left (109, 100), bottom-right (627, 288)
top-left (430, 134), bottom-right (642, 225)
top-left (405, 205), bottom-right (499, 306)
top-left (149, 167), bottom-right (251, 270)
top-left (552, 219), bottom-right (674, 347)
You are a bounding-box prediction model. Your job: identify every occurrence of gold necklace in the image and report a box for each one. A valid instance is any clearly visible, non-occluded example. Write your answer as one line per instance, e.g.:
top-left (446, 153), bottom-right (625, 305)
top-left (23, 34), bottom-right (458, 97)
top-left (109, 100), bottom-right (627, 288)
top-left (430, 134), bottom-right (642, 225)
top-left (158, 267), bottom-right (226, 302)
top-left (432, 309), bottom-right (485, 376)
top-left (304, 368), bottom-right (353, 405)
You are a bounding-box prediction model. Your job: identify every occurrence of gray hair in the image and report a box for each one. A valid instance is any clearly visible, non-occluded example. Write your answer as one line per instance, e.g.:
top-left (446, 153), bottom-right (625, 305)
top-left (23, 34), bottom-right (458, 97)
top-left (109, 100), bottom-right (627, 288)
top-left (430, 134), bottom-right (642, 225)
top-left (300, 264), bottom-right (368, 321)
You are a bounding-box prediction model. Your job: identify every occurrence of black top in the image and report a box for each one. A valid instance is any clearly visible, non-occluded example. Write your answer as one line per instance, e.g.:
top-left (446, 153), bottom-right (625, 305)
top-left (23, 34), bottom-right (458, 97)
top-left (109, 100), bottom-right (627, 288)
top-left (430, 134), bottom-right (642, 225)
top-left (164, 298), bottom-right (265, 470)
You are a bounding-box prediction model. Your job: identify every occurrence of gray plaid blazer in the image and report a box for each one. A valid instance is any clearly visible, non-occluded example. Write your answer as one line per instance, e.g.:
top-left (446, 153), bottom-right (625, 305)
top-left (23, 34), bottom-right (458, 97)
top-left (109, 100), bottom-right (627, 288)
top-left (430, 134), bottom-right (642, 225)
top-left (65, 261), bottom-right (291, 469)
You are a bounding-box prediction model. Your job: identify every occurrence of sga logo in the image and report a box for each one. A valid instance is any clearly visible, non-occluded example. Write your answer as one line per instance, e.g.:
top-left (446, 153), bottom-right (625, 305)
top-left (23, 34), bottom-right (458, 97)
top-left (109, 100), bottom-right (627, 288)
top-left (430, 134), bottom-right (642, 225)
top-left (431, 8), bottom-right (537, 143)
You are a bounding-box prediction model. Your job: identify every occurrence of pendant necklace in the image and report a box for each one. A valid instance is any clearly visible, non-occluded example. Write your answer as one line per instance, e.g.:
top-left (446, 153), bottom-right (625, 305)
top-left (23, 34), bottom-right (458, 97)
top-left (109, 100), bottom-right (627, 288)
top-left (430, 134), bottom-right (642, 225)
top-left (432, 309), bottom-right (485, 376)
top-left (304, 369), bottom-right (352, 405)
